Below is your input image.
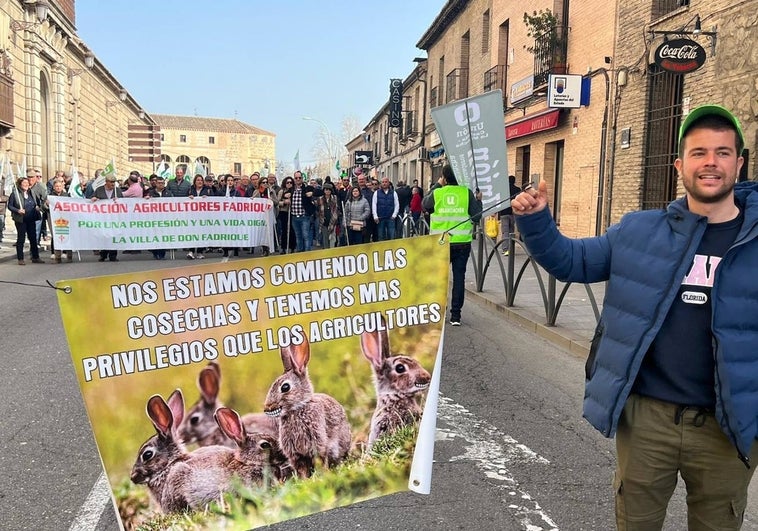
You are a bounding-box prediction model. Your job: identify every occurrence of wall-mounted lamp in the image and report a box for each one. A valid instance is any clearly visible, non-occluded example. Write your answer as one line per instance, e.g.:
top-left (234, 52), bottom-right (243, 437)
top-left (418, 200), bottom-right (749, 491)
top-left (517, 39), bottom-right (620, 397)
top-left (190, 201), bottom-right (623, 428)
top-left (33, 0), bottom-right (49, 23)
top-left (10, 0), bottom-right (49, 32)
top-left (84, 52), bottom-right (95, 69)
top-left (68, 58), bottom-right (93, 80)
top-left (119, 89), bottom-right (127, 101)
top-left (649, 14), bottom-right (718, 56)
top-left (138, 110), bottom-right (145, 120)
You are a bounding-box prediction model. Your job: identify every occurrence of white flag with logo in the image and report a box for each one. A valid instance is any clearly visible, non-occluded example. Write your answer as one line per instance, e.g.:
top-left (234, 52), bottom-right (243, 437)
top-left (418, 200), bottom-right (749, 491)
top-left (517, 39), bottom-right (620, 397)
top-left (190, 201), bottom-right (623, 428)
top-left (430, 90), bottom-right (510, 212)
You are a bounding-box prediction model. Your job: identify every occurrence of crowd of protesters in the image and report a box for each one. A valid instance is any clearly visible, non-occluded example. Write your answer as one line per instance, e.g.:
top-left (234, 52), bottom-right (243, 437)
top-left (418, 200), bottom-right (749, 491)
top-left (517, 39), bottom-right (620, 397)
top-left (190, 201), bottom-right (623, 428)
top-left (2, 164), bottom-right (430, 265)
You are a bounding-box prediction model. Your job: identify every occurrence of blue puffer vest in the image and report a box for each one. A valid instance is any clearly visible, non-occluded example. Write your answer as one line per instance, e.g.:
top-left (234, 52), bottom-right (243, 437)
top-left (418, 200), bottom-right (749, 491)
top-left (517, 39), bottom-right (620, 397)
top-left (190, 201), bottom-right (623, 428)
top-left (516, 182), bottom-right (758, 463)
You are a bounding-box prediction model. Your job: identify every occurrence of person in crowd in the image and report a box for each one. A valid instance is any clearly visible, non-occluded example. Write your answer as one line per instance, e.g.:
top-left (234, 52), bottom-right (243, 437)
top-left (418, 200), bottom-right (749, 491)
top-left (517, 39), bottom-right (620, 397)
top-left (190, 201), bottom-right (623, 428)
top-left (61, 171), bottom-right (73, 193)
top-left (217, 173), bottom-right (242, 257)
top-left (188, 174), bottom-right (213, 198)
top-left (268, 173), bottom-right (281, 197)
top-left (217, 174), bottom-right (236, 197)
top-left (0, 177), bottom-right (7, 249)
top-left (235, 174), bottom-right (251, 197)
top-left (394, 179), bottom-right (412, 236)
top-left (146, 175), bottom-right (172, 200)
top-left (84, 168), bottom-right (103, 199)
top-left (167, 165), bottom-right (190, 196)
top-left (372, 176), bottom-right (399, 241)
top-left (345, 185), bottom-right (370, 245)
top-left (186, 174), bottom-right (213, 259)
top-left (146, 175), bottom-right (173, 260)
top-left (121, 171), bottom-right (147, 255)
top-left (7, 176), bottom-right (44, 265)
top-left (28, 169), bottom-right (49, 243)
top-left (498, 175), bottom-right (523, 255)
top-left (48, 178), bottom-right (73, 263)
top-left (356, 169), bottom-right (376, 242)
top-left (92, 174), bottom-right (123, 262)
top-left (422, 164), bottom-right (482, 326)
top-left (276, 176), bottom-right (297, 254)
top-left (251, 175), bottom-right (278, 256)
top-left (307, 177), bottom-right (322, 247)
top-left (289, 170), bottom-right (322, 252)
top-left (338, 176), bottom-right (351, 204)
top-left (203, 175), bottom-right (217, 195)
top-left (122, 170), bottom-right (146, 198)
top-left (318, 183), bottom-right (340, 249)
top-left (409, 185), bottom-right (424, 234)
top-left (46, 170), bottom-right (65, 193)
top-left (247, 172), bottom-right (260, 195)
top-left (512, 104), bottom-right (758, 529)
top-left (146, 174), bottom-right (157, 194)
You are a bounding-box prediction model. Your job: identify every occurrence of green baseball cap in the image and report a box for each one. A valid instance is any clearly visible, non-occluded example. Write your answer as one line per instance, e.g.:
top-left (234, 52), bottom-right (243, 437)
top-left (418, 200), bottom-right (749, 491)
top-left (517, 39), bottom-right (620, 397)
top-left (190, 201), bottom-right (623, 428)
top-left (678, 104), bottom-right (744, 151)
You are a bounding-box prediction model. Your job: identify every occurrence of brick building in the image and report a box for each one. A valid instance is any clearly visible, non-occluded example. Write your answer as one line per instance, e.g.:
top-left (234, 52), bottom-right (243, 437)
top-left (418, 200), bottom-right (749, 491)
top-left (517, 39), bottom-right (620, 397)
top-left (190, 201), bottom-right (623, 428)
top-left (610, 0), bottom-right (757, 225)
top-left (354, 0), bottom-right (756, 238)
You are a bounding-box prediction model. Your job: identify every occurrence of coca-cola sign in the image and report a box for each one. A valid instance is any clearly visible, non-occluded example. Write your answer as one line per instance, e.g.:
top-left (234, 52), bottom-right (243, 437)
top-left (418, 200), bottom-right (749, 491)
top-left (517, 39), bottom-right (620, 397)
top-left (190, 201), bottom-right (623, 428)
top-left (654, 38), bottom-right (707, 73)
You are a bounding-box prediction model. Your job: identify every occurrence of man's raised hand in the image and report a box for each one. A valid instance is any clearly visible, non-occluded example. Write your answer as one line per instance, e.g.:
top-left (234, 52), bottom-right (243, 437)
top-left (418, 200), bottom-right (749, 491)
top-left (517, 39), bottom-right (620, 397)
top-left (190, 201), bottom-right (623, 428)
top-left (512, 180), bottom-right (548, 215)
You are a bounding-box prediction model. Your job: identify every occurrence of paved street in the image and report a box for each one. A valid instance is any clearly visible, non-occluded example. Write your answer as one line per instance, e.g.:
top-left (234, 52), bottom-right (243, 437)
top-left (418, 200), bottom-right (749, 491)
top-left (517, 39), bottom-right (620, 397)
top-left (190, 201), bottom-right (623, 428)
top-left (0, 230), bottom-right (756, 530)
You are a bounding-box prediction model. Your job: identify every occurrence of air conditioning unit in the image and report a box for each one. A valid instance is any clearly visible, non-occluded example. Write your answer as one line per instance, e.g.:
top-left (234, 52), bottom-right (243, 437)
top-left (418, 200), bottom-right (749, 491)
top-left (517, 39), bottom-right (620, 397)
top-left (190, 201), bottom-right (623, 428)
top-left (418, 147), bottom-right (429, 160)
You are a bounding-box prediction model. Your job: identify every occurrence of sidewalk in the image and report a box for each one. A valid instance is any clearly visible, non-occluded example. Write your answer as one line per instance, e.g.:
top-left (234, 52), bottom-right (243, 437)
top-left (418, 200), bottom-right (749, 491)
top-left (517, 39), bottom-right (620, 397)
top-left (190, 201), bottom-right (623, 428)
top-left (463, 244), bottom-right (604, 359)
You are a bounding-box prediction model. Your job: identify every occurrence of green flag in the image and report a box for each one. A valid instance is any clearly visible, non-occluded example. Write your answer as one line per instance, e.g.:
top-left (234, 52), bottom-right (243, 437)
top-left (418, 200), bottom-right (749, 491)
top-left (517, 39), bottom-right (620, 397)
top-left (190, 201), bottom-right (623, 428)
top-left (103, 159), bottom-right (116, 177)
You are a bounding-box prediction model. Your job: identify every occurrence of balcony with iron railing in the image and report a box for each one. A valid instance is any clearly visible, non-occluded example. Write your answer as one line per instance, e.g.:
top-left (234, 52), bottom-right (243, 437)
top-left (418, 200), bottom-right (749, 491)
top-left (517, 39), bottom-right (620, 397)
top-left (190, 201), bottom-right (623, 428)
top-left (445, 67), bottom-right (469, 104)
top-left (531, 24), bottom-right (568, 88)
top-left (483, 64), bottom-right (507, 105)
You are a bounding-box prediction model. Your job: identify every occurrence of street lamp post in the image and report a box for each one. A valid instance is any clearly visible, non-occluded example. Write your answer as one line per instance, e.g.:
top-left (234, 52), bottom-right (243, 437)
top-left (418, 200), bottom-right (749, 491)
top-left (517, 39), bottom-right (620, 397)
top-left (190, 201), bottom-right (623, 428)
top-left (302, 116), bottom-right (337, 178)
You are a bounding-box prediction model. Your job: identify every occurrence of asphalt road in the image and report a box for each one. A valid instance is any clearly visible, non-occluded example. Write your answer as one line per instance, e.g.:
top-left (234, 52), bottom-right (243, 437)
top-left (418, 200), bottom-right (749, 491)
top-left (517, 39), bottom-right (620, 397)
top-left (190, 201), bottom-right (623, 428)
top-left (0, 255), bottom-right (755, 530)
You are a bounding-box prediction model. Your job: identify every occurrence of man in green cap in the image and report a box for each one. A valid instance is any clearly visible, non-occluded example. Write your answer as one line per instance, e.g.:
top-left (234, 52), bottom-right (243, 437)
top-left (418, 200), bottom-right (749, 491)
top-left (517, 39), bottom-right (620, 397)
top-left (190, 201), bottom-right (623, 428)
top-left (511, 104), bottom-right (758, 529)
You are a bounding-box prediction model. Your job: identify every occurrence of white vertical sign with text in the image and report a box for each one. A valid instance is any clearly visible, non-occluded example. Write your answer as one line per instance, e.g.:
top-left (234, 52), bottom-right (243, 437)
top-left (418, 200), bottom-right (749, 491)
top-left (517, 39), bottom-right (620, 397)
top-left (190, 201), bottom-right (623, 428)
top-left (431, 90), bottom-right (509, 212)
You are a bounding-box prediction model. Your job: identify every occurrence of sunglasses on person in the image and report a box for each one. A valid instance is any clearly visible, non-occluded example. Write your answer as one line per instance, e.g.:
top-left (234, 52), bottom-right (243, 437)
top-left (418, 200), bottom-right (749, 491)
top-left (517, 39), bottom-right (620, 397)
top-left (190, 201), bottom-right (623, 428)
top-left (260, 180), bottom-right (268, 185)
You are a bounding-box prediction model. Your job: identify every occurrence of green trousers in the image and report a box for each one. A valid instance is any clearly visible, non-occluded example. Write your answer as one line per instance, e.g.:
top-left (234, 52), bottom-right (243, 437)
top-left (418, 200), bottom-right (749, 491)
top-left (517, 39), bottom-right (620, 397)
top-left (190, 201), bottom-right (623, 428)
top-left (615, 394), bottom-right (756, 530)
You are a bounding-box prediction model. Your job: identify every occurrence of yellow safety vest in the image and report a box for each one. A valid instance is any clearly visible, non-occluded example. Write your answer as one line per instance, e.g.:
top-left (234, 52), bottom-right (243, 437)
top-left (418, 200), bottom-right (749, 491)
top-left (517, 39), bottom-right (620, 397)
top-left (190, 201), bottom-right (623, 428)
top-left (429, 185), bottom-right (472, 244)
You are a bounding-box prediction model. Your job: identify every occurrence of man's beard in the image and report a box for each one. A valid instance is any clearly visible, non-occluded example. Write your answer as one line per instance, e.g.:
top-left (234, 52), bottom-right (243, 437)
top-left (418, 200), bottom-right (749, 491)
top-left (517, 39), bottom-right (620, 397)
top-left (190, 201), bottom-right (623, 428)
top-left (683, 172), bottom-right (736, 204)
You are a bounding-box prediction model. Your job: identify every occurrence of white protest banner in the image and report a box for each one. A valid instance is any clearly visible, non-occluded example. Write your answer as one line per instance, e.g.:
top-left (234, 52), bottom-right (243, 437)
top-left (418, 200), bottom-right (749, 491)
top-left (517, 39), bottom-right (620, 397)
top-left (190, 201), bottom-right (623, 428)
top-left (48, 196), bottom-right (275, 250)
top-left (430, 90), bottom-right (510, 212)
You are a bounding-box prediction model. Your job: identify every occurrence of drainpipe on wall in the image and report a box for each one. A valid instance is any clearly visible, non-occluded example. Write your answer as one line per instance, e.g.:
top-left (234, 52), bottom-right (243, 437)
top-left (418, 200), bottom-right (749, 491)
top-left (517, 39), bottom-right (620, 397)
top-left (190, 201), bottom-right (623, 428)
top-left (604, 67), bottom-right (628, 230)
top-left (589, 67), bottom-right (610, 236)
top-left (416, 65), bottom-right (428, 189)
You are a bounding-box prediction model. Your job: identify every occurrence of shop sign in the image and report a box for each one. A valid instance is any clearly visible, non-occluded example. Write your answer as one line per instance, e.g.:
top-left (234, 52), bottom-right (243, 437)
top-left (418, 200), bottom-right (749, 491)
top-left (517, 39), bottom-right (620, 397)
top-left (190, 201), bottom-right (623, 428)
top-left (654, 38), bottom-right (706, 73)
top-left (505, 109), bottom-right (560, 140)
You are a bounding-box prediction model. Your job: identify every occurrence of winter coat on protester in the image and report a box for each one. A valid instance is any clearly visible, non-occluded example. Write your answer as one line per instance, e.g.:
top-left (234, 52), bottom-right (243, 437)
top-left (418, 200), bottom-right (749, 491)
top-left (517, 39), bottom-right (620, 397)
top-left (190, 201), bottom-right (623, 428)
top-left (515, 181), bottom-right (758, 460)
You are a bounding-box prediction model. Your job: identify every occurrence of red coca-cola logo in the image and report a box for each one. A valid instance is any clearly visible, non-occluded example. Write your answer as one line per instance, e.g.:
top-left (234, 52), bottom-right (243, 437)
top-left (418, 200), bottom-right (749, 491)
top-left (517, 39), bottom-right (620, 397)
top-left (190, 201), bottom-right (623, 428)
top-left (654, 38), bottom-right (706, 73)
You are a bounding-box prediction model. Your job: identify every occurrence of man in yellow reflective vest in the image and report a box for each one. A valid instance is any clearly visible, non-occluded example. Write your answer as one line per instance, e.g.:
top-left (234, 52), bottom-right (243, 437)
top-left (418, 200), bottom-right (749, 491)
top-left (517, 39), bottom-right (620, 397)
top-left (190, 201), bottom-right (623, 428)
top-left (422, 164), bottom-right (483, 326)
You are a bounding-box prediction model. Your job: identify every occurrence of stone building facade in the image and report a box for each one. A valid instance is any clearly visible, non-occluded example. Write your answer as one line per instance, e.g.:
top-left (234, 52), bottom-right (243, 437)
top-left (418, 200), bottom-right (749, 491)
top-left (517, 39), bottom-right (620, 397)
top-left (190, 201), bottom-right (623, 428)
top-left (0, 0), bottom-right (153, 182)
top-left (610, 0), bottom-right (758, 225)
top-left (151, 114), bottom-right (275, 178)
top-left (0, 0), bottom-right (275, 186)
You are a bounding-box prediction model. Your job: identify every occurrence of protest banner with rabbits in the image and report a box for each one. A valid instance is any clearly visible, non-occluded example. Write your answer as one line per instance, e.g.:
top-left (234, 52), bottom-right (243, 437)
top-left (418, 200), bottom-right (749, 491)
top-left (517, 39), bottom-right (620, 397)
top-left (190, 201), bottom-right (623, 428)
top-left (57, 235), bottom-right (449, 530)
